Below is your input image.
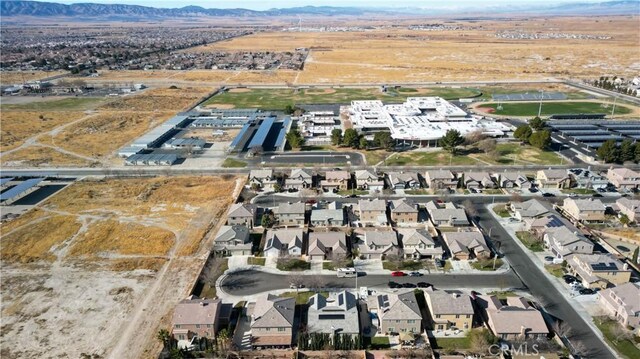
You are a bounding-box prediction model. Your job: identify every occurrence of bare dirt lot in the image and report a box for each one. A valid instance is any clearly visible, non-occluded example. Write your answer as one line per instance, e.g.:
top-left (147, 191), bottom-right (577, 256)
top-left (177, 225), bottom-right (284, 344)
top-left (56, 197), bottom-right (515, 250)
top-left (0, 175), bottom-right (243, 359)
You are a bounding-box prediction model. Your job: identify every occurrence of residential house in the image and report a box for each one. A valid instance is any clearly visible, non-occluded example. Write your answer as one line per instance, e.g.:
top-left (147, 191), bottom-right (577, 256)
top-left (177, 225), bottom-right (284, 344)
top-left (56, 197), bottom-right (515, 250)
top-left (275, 202), bottom-right (306, 226)
top-left (307, 231), bottom-right (348, 261)
top-left (463, 172), bottom-right (496, 189)
top-left (525, 214), bottom-right (566, 235)
top-left (172, 296), bottom-right (231, 341)
top-left (285, 169), bottom-right (313, 190)
top-left (307, 291), bottom-right (360, 335)
top-left (616, 197), bottom-right (640, 223)
top-left (570, 168), bottom-right (609, 190)
top-left (567, 253), bottom-right (631, 289)
top-left (357, 199), bottom-right (388, 225)
top-left (263, 229), bottom-right (305, 257)
top-left (442, 230), bottom-right (490, 260)
top-left (425, 170), bottom-right (458, 190)
top-left (425, 201), bottom-right (469, 227)
top-left (367, 291), bottom-right (422, 334)
top-left (398, 228), bottom-right (442, 259)
top-left (425, 289), bottom-right (474, 331)
top-left (476, 295), bottom-right (549, 341)
top-left (536, 169), bottom-right (572, 189)
top-left (227, 203), bottom-right (257, 228)
top-left (358, 230), bottom-right (400, 259)
top-left (389, 199), bottom-right (419, 225)
top-left (213, 225), bottom-right (252, 256)
top-left (321, 171), bottom-right (350, 192)
top-left (250, 294), bottom-right (295, 348)
top-left (510, 199), bottom-right (549, 221)
top-left (598, 282), bottom-right (640, 330)
top-left (249, 169), bottom-right (278, 191)
top-left (543, 225), bottom-right (593, 260)
top-left (562, 198), bottom-right (606, 223)
top-left (607, 167), bottom-right (640, 190)
top-left (386, 172), bottom-right (421, 190)
top-left (310, 202), bottom-right (345, 227)
top-left (355, 170), bottom-right (384, 192)
top-left (494, 172), bottom-right (531, 189)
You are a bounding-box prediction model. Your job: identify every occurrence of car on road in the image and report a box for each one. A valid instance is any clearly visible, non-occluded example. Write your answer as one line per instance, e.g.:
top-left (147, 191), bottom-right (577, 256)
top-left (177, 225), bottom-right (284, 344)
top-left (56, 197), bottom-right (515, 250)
top-left (579, 288), bottom-right (595, 295)
top-left (391, 271), bottom-right (406, 277)
top-left (289, 283), bottom-right (304, 289)
top-left (408, 271), bottom-right (422, 277)
top-left (417, 282), bottom-right (432, 288)
top-left (544, 256), bottom-right (555, 262)
top-left (563, 275), bottom-right (577, 284)
top-left (568, 193), bottom-right (578, 198)
top-left (388, 281), bottom-right (402, 288)
top-left (348, 194), bottom-right (359, 198)
top-left (592, 193), bottom-right (603, 198)
top-left (597, 188), bottom-right (606, 193)
top-left (402, 283), bottom-right (417, 288)
top-left (529, 187), bottom-right (539, 193)
top-left (542, 193), bottom-right (556, 197)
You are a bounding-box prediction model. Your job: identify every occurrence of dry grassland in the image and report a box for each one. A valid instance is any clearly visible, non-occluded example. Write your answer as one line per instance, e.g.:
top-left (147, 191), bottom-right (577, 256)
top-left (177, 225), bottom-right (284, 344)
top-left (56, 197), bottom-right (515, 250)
top-left (0, 111), bottom-right (87, 151)
top-left (0, 215), bottom-right (81, 263)
top-left (51, 111), bottom-right (173, 158)
top-left (69, 220), bottom-right (175, 257)
top-left (0, 208), bottom-right (48, 234)
top-left (0, 70), bottom-right (67, 84)
top-left (98, 87), bottom-right (212, 112)
top-left (110, 257), bottom-right (168, 271)
top-left (0, 146), bottom-right (97, 167)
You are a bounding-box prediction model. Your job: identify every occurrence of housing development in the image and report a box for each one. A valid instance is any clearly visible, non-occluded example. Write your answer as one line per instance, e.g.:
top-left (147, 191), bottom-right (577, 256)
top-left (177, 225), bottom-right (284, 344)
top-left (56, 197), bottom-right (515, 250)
top-left (1, 1), bottom-right (640, 359)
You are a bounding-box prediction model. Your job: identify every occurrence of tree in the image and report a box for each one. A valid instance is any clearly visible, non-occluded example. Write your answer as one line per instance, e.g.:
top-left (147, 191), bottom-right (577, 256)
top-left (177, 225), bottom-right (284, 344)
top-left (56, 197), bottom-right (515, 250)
top-left (477, 138), bottom-right (497, 154)
top-left (529, 116), bottom-right (546, 130)
top-left (157, 329), bottom-right (171, 348)
top-left (286, 129), bottom-right (304, 149)
top-left (373, 131), bottom-right (394, 150)
top-left (273, 183), bottom-right (282, 193)
top-left (610, 323), bottom-right (633, 344)
top-left (261, 210), bottom-right (276, 228)
top-left (619, 214), bottom-right (630, 226)
top-left (342, 129), bottom-right (360, 148)
top-left (462, 199), bottom-right (478, 220)
top-left (620, 139), bottom-right (636, 162)
top-left (331, 253), bottom-right (351, 269)
top-left (635, 142), bottom-right (640, 163)
top-left (528, 130), bottom-right (551, 149)
top-left (358, 136), bottom-right (368, 150)
top-left (330, 128), bottom-right (343, 146)
top-left (469, 328), bottom-right (497, 355)
top-left (632, 246), bottom-right (639, 264)
top-left (439, 129), bottom-right (465, 154)
top-left (597, 139), bottom-right (620, 163)
top-left (464, 129), bottom-right (487, 145)
top-left (385, 253), bottom-right (404, 270)
top-left (284, 104), bottom-right (295, 115)
top-left (513, 124), bottom-right (533, 142)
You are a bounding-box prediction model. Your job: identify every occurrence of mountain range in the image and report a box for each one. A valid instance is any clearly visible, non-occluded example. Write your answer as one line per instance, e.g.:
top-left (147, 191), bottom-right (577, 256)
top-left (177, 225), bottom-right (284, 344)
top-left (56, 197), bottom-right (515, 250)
top-left (1, 0), bottom-right (638, 18)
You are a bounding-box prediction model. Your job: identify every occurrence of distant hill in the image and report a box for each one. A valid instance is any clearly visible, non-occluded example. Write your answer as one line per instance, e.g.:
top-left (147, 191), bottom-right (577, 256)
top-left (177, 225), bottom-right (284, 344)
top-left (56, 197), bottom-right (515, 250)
top-left (0, 0), bottom-right (638, 19)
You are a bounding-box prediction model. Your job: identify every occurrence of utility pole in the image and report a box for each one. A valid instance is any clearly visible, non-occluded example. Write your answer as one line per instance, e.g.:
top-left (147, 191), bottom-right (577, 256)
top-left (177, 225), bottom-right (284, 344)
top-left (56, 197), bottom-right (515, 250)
top-left (537, 90), bottom-right (544, 118)
top-left (611, 96), bottom-right (618, 117)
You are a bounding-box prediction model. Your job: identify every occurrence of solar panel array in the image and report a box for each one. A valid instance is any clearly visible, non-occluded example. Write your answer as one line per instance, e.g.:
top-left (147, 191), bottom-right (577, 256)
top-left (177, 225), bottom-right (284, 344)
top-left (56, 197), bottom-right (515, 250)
top-left (548, 120), bottom-right (640, 148)
top-left (248, 117), bottom-right (276, 149)
top-left (0, 177), bottom-right (14, 187)
top-left (590, 262), bottom-right (619, 271)
top-left (0, 178), bottom-right (44, 202)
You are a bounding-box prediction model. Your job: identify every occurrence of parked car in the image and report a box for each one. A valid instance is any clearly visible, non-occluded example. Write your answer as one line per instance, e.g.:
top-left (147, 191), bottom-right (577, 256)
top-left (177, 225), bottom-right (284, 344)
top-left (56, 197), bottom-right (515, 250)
top-left (597, 188), bottom-right (606, 193)
top-left (544, 256), bottom-right (555, 262)
top-left (388, 281), bottom-right (401, 288)
top-left (408, 271), bottom-right (423, 277)
top-left (563, 274), bottom-right (577, 284)
top-left (402, 283), bottom-right (417, 288)
top-left (529, 187), bottom-right (538, 193)
top-left (417, 282), bottom-right (432, 288)
top-left (579, 288), bottom-right (595, 295)
top-left (568, 193), bottom-right (578, 198)
top-left (289, 283), bottom-right (304, 289)
top-left (391, 271), bottom-right (406, 277)
top-left (542, 193), bottom-right (556, 197)
top-left (348, 194), bottom-right (359, 198)
top-left (435, 259), bottom-right (445, 268)
top-left (592, 193), bottom-right (603, 198)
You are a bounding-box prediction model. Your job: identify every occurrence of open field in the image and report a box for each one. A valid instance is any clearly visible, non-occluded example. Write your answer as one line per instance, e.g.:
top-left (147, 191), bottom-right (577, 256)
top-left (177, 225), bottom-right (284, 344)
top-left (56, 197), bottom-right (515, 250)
top-left (0, 175), bottom-right (241, 359)
top-left (0, 145), bottom-right (97, 167)
top-left (204, 86), bottom-right (482, 110)
top-left (1, 96), bottom-right (107, 111)
top-left (0, 111), bottom-right (89, 151)
top-left (0, 70), bottom-right (67, 84)
top-left (474, 101), bottom-right (635, 117)
top-left (471, 143), bottom-right (565, 165)
top-left (50, 111), bottom-right (173, 158)
top-left (98, 87), bottom-right (212, 112)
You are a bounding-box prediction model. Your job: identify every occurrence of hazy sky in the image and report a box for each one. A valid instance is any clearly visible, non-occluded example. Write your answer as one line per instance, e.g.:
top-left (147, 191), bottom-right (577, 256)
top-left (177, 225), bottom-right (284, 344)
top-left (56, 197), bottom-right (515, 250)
top-left (50, 0), bottom-right (610, 10)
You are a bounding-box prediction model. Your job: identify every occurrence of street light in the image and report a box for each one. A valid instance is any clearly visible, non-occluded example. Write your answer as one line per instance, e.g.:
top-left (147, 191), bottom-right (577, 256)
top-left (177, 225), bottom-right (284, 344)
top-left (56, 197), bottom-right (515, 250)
top-left (537, 90), bottom-right (544, 118)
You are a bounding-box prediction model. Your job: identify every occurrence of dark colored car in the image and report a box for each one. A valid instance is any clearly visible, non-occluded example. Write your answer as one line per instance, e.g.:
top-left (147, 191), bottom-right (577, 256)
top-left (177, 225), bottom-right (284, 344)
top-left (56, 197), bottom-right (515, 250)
top-left (388, 281), bottom-right (401, 288)
top-left (544, 256), bottom-right (555, 262)
top-left (348, 194), bottom-right (359, 198)
top-left (597, 187), bottom-right (606, 193)
top-left (408, 271), bottom-right (423, 277)
top-left (542, 193), bottom-right (556, 197)
top-left (579, 288), bottom-right (595, 295)
top-left (417, 282), bottom-right (432, 288)
top-left (402, 283), bottom-right (417, 288)
top-left (435, 259), bottom-right (445, 268)
top-left (592, 193), bottom-right (603, 198)
top-left (529, 187), bottom-right (539, 193)
top-left (563, 275), bottom-right (577, 284)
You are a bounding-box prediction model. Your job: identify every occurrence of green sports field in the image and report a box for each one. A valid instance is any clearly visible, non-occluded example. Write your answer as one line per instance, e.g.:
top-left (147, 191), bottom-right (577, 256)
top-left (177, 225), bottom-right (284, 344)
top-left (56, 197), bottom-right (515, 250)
top-left (479, 101), bottom-right (633, 117)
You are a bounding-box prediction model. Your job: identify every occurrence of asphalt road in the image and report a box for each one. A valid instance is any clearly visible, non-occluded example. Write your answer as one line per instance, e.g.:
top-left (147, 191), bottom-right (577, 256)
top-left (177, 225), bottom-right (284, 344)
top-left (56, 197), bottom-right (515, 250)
top-left (475, 205), bottom-right (616, 358)
top-left (220, 269), bottom-right (524, 296)
top-left (247, 151), bottom-right (365, 166)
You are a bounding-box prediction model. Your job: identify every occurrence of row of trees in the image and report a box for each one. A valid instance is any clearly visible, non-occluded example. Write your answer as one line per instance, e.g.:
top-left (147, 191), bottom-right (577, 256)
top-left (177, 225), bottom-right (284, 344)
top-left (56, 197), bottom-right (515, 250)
top-left (593, 76), bottom-right (639, 97)
top-left (330, 128), bottom-right (368, 150)
top-left (514, 118), bottom-right (551, 150)
top-left (286, 129), bottom-right (305, 149)
top-left (297, 332), bottom-right (364, 351)
top-left (596, 138), bottom-right (640, 163)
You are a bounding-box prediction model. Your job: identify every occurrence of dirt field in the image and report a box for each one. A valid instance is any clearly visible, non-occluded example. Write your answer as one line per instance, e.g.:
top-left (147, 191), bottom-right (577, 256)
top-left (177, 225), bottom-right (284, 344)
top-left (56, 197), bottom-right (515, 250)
top-left (98, 87), bottom-right (212, 112)
top-left (0, 70), bottom-right (67, 84)
top-left (0, 111), bottom-right (89, 151)
top-left (0, 145), bottom-right (98, 167)
top-left (0, 175), bottom-right (243, 359)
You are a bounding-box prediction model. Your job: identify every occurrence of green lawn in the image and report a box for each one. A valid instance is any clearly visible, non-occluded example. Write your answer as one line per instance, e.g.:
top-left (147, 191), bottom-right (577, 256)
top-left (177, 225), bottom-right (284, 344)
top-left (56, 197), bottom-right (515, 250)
top-left (203, 87), bottom-right (482, 110)
top-left (493, 204), bottom-right (511, 218)
top-left (1, 96), bottom-right (107, 111)
top-left (386, 150), bottom-right (479, 166)
top-left (561, 188), bottom-right (596, 195)
top-left (433, 336), bottom-right (471, 350)
top-left (472, 143), bottom-right (564, 165)
top-left (247, 257), bottom-right (265, 266)
top-left (471, 258), bottom-right (504, 271)
top-left (369, 336), bottom-right (391, 349)
top-left (476, 86), bottom-right (590, 101)
top-left (545, 263), bottom-right (565, 277)
top-left (221, 158), bottom-right (247, 168)
top-left (322, 259), bottom-right (354, 270)
top-left (383, 260), bottom-right (424, 271)
top-left (363, 149), bottom-right (391, 165)
top-left (481, 101), bottom-right (633, 117)
top-left (276, 258), bottom-right (311, 271)
top-left (516, 231), bottom-right (545, 252)
top-left (594, 317), bottom-right (640, 359)
top-left (281, 291), bottom-right (328, 305)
